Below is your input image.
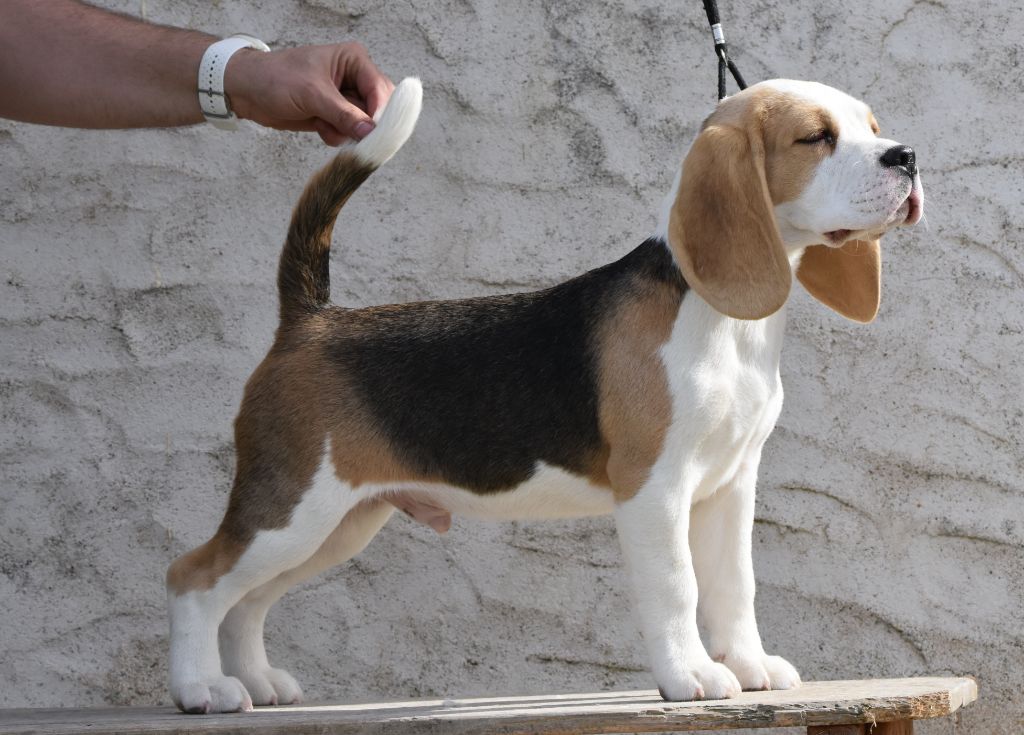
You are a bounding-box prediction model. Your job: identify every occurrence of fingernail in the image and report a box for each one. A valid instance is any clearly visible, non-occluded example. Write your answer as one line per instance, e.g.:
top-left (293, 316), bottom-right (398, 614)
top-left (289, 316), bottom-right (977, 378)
top-left (354, 120), bottom-right (375, 139)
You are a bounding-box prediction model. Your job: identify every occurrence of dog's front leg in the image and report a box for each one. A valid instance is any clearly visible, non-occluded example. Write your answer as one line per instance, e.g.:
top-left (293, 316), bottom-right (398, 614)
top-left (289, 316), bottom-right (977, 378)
top-left (614, 481), bottom-right (741, 701)
top-left (690, 454), bottom-right (801, 692)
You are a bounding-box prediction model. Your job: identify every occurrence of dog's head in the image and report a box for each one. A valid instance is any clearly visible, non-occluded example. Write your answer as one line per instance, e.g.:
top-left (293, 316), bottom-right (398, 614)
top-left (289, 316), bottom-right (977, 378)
top-left (664, 79), bottom-right (924, 322)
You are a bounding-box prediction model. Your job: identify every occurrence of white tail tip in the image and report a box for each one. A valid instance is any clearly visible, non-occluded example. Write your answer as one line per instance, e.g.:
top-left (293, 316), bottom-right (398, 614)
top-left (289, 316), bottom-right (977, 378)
top-left (352, 77), bottom-right (423, 168)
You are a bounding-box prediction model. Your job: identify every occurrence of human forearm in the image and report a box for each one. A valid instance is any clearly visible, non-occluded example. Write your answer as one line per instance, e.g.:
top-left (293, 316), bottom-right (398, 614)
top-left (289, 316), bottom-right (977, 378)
top-left (0, 0), bottom-right (212, 128)
top-left (0, 0), bottom-right (395, 144)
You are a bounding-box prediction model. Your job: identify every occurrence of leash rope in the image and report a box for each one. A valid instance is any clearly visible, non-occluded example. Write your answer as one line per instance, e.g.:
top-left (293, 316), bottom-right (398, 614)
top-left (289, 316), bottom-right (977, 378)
top-left (701, 0), bottom-right (747, 99)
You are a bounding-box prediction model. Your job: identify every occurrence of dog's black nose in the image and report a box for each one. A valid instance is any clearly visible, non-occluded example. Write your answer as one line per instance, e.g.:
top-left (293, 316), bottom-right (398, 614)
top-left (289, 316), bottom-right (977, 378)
top-left (880, 144), bottom-right (917, 178)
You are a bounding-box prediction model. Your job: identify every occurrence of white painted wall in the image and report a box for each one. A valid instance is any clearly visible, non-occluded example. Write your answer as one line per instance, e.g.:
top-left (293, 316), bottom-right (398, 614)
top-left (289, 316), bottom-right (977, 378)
top-left (1, 1), bottom-right (1020, 732)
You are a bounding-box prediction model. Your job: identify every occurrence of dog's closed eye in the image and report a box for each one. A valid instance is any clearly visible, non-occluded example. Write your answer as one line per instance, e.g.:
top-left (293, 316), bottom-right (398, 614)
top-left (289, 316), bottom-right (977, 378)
top-left (796, 129), bottom-right (834, 146)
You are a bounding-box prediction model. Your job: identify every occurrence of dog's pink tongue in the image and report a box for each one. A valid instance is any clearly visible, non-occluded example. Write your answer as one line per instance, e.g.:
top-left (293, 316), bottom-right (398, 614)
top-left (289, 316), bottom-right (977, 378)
top-left (388, 492), bottom-right (452, 534)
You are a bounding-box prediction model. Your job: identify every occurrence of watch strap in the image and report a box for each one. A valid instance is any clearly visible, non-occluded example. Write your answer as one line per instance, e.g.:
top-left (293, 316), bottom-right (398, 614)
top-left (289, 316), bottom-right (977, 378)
top-left (198, 34), bottom-right (270, 131)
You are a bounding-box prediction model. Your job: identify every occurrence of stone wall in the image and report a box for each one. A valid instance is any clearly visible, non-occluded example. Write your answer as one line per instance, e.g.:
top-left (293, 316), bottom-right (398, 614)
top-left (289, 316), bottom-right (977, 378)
top-left (1, 1), bottom-right (1020, 732)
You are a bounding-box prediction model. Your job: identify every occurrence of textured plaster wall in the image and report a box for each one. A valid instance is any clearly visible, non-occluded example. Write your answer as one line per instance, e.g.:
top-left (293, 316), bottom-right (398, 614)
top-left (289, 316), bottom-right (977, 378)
top-left (1, 0), bottom-right (1021, 732)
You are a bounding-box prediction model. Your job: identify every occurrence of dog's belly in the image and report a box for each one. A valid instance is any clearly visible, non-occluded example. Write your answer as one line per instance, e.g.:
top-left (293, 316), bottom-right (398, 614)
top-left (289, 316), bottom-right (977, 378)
top-left (383, 462), bottom-right (616, 526)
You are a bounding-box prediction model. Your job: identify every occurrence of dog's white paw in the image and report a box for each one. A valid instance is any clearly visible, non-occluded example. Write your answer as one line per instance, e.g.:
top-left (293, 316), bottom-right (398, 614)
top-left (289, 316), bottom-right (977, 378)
top-left (657, 658), bottom-right (742, 701)
top-left (761, 654), bottom-right (801, 690)
top-left (716, 650), bottom-right (802, 691)
top-left (235, 666), bottom-right (303, 706)
top-left (172, 675), bottom-right (253, 714)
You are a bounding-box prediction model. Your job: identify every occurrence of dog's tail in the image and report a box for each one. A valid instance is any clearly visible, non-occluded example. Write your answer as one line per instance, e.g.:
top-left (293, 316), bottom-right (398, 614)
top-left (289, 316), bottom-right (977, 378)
top-left (277, 77), bottom-right (423, 324)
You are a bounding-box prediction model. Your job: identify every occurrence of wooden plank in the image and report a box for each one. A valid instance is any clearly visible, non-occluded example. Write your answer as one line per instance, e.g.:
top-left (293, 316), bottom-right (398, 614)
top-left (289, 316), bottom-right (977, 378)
top-left (0, 677), bottom-right (975, 735)
top-left (808, 721), bottom-right (912, 734)
top-left (875, 721), bottom-right (913, 734)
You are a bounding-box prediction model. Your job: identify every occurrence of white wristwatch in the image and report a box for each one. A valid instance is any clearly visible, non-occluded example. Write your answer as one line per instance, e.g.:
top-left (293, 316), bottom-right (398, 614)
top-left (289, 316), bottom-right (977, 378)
top-left (197, 33), bottom-right (270, 131)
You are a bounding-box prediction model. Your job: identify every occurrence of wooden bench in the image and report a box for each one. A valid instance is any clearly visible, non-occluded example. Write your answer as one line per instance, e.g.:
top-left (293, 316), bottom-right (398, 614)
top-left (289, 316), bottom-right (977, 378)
top-left (0, 677), bottom-right (976, 734)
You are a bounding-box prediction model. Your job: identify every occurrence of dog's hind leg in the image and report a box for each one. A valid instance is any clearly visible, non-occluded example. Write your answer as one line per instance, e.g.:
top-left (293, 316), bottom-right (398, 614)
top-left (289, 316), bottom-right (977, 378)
top-left (166, 438), bottom-right (364, 714)
top-left (218, 499), bottom-right (395, 706)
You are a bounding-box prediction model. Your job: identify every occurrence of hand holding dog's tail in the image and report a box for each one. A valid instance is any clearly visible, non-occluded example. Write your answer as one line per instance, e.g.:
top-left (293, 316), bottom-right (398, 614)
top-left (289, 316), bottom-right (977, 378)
top-left (277, 77), bottom-right (423, 323)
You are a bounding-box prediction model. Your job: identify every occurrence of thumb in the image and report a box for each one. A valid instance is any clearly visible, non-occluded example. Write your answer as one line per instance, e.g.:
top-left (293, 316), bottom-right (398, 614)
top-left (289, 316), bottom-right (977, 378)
top-left (311, 85), bottom-right (376, 141)
top-left (312, 119), bottom-right (347, 147)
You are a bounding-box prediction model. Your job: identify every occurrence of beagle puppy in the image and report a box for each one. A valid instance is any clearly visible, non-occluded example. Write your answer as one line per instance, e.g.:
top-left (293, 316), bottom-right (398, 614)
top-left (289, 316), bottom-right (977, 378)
top-left (165, 77), bottom-right (924, 713)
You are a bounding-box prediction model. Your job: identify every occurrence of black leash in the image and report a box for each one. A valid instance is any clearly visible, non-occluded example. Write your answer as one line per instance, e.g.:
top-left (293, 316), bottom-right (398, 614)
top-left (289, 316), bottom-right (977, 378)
top-left (701, 0), bottom-right (747, 99)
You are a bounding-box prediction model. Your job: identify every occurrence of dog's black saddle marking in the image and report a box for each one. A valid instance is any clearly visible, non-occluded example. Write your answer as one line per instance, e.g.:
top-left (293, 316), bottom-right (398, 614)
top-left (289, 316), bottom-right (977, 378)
top-left (326, 238), bottom-right (685, 493)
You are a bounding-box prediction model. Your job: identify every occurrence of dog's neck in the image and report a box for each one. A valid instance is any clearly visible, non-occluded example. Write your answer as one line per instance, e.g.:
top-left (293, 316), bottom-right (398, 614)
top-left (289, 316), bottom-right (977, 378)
top-left (637, 235), bottom-right (790, 379)
top-left (678, 274), bottom-right (790, 357)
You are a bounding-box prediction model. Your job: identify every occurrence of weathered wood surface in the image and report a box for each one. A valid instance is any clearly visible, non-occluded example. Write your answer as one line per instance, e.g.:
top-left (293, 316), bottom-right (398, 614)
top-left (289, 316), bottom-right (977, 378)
top-left (0, 677), bottom-right (976, 735)
top-left (808, 721), bottom-right (914, 735)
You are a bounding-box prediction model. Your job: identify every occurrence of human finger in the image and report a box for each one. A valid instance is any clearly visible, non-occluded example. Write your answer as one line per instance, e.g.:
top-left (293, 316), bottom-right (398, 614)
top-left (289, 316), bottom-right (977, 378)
top-left (334, 44), bottom-right (394, 119)
top-left (312, 118), bottom-right (348, 146)
top-left (359, 72), bottom-right (395, 120)
top-left (309, 82), bottom-right (376, 140)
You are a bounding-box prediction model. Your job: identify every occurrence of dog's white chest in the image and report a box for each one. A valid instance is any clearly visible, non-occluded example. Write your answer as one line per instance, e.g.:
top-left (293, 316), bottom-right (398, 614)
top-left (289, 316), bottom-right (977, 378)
top-left (660, 294), bottom-right (786, 503)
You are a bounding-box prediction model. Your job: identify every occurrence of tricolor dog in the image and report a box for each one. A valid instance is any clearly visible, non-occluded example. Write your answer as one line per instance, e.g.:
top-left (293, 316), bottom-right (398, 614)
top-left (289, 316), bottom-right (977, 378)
top-left (166, 77), bottom-right (924, 713)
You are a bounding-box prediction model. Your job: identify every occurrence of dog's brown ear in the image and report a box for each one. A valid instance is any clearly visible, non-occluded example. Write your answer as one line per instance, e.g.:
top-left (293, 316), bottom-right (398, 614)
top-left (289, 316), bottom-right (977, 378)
top-left (667, 121), bottom-right (791, 320)
top-left (797, 239), bottom-right (881, 323)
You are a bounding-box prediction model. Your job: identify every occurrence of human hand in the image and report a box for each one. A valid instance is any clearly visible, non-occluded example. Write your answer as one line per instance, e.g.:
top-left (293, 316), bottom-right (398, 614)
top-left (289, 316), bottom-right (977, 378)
top-left (224, 41), bottom-right (395, 146)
